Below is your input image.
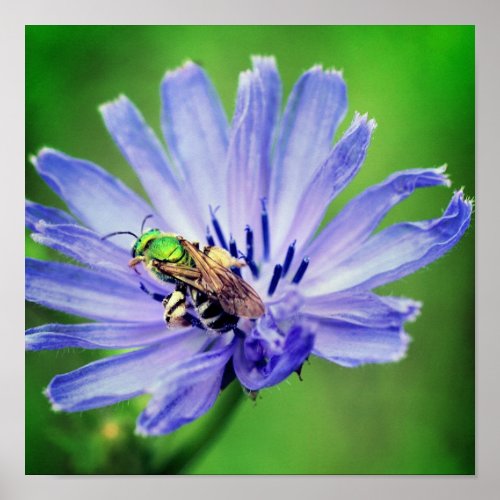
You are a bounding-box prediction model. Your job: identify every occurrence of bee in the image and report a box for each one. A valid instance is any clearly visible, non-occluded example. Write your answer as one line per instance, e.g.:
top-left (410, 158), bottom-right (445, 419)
top-left (127, 229), bottom-right (265, 333)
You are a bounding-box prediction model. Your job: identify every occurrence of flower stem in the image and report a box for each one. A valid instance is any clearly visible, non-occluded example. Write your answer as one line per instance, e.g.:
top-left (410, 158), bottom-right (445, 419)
top-left (154, 382), bottom-right (245, 474)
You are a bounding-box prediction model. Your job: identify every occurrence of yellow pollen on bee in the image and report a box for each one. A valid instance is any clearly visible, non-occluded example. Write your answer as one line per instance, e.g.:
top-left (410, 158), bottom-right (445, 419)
top-left (206, 246), bottom-right (244, 268)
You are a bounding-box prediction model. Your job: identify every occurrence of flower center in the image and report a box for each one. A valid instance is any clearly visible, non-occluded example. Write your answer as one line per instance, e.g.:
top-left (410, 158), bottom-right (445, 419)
top-left (206, 203), bottom-right (310, 299)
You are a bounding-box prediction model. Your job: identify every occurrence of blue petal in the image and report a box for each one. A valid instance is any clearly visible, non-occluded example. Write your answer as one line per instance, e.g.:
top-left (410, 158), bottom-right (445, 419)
top-left (270, 66), bottom-right (347, 256)
top-left (250, 55), bottom-right (281, 199)
top-left (308, 191), bottom-right (472, 295)
top-left (136, 336), bottom-right (234, 435)
top-left (137, 374), bottom-right (224, 436)
top-left (310, 317), bottom-right (411, 367)
top-left (26, 321), bottom-right (175, 350)
top-left (46, 330), bottom-right (207, 412)
top-left (277, 113), bottom-right (375, 257)
top-left (302, 291), bottom-right (421, 328)
top-left (30, 222), bottom-right (134, 277)
top-left (33, 149), bottom-right (155, 247)
top-left (303, 167), bottom-right (451, 285)
top-left (227, 69), bottom-right (266, 249)
top-left (100, 96), bottom-right (203, 238)
top-left (161, 61), bottom-right (229, 226)
top-left (26, 200), bottom-right (76, 231)
top-left (26, 258), bottom-right (165, 322)
top-left (233, 318), bottom-right (314, 390)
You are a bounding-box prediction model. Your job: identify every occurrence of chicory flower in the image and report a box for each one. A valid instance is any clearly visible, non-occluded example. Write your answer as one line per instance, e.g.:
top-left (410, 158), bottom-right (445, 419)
top-left (26, 57), bottom-right (472, 436)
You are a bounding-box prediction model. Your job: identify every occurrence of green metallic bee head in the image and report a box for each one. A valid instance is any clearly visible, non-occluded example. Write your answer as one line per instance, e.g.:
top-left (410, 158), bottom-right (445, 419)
top-left (132, 229), bottom-right (186, 264)
top-left (102, 216), bottom-right (193, 285)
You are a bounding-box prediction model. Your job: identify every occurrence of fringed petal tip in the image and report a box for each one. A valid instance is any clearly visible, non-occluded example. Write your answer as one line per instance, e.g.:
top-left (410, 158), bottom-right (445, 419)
top-left (98, 93), bottom-right (129, 116)
top-left (29, 148), bottom-right (54, 174)
top-left (450, 188), bottom-right (473, 218)
top-left (29, 148), bottom-right (55, 167)
top-left (394, 164), bottom-right (451, 192)
top-left (434, 164), bottom-right (452, 187)
top-left (31, 146), bottom-right (58, 166)
top-left (456, 188), bottom-right (474, 211)
top-left (384, 296), bottom-right (422, 323)
top-left (307, 63), bottom-right (345, 79)
top-left (236, 68), bottom-right (263, 93)
top-left (447, 190), bottom-right (473, 237)
top-left (251, 55), bottom-right (277, 69)
top-left (351, 111), bottom-right (377, 132)
top-left (43, 386), bottom-right (63, 413)
top-left (393, 331), bottom-right (412, 362)
top-left (404, 300), bottom-right (422, 322)
top-left (304, 64), bottom-right (345, 82)
top-left (163, 59), bottom-right (201, 80)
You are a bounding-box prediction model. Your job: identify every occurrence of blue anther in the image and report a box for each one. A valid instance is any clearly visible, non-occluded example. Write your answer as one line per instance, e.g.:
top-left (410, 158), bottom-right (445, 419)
top-left (229, 236), bottom-right (242, 277)
top-left (292, 258), bottom-right (310, 284)
top-left (268, 264), bottom-right (283, 296)
top-left (245, 225), bottom-right (254, 263)
top-left (206, 225), bottom-right (215, 246)
top-left (229, 235), bottom-right (238, 258)
top-left (282, 240), bottom-right (296, 277)
top-left (209, 205), bottom-right (227, 249)
top-left (246, 258), bottom-right (260, 279)
top-left (261, 198), bottom-right (270, 261)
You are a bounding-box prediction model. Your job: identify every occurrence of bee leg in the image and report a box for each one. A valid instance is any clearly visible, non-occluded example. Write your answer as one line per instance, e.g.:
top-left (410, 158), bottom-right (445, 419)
top-left (183, 312), bottom-right (207, 331)
top-left (139, 282), bottom-right (165, 303)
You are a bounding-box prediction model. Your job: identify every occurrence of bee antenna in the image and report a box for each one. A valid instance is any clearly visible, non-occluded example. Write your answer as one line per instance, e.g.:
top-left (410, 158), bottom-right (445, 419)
top-left (101, 231), bottom-right (139, 241)
top-left (141, 214), bottom-right (154, 234)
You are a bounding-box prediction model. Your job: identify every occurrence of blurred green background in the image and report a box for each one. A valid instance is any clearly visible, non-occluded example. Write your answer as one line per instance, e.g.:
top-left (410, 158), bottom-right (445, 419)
top-left (25, 26), bottom-right (475, 475)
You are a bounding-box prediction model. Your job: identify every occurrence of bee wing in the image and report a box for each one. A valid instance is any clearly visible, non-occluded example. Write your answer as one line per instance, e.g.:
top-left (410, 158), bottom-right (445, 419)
top-left (179, 238), bottom-right (265, 318)
top-left (151, 261), bottom-right (206, 292)
top-left (216, 272), bottom-right (266, 318)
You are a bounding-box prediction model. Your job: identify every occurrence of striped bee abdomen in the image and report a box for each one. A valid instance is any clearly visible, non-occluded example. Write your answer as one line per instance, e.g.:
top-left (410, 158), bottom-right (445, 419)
top-left (162, 290), bottom-right (189, 326)
top-left (190, 288), bottom-right (239, 333)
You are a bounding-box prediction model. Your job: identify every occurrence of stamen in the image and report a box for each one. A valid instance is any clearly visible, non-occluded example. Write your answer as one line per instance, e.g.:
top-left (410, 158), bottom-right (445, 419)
top-left (246, 258), bottom-right (260, 279)
top-left (292, 258), bottom-right (310, 284)
top-left (268, 264), bottom-right (283, 296)
top-left (209, 205), bottom-right (227, 250)
top-left (261, 198), bottom-right (270, 261)
top-left (229, 235), bottom-right (242, 277)
top-left (229, 235), bottom-right (238, 258)
top-left (206, 225), bottom-right (215, 246)
top-left (282, 240), bottom-right (296, 276)
top-left (238, 250), bottom-right (259, 279)
top-left (245, 225), bottom-right (254, 263)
